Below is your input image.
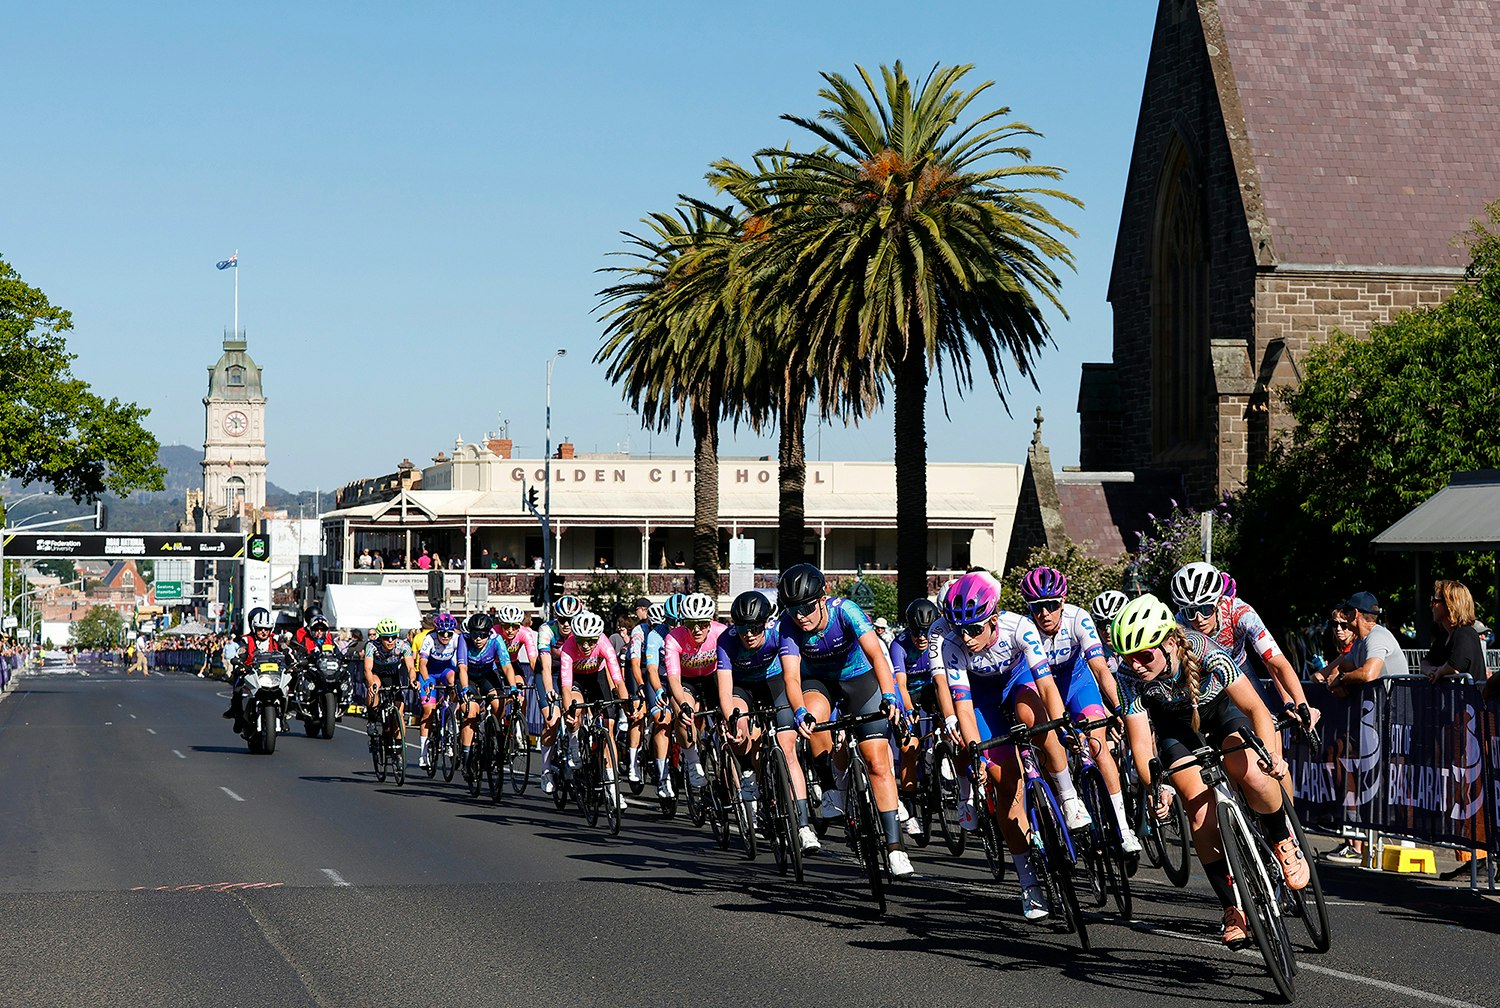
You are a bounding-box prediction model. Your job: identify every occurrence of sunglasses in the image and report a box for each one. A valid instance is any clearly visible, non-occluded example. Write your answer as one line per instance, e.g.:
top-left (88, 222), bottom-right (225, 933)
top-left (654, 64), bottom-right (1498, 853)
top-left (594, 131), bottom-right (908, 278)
top-left (735, 621), bottom-right (767, 636)
top-left (789, 600), bottom-right (821, 617)
top-left (684, 619), bottom-right (712, 631)
top-left (1028, 600), bottom-right (1063, 615)
top-left (499, 622), bottom-right (520, 631)
top-left (956, 621), bottom-right (989, 639)
top-left (1120, 647), bottom-right (1163, 669)
top-left (436, 630), bottom-right (454, 638)
top-left (1331, 620), bottom-right (1352, 630)
top-left (1183, 603), bottom-right (1216, 620)
top-left (576, 636), bottom-right (599, 649)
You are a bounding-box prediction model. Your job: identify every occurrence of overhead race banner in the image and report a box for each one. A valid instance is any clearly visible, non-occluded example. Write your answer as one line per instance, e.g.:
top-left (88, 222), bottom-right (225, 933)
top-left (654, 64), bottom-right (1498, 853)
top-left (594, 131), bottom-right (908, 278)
top-left (0, 532), bottom-right (246, 559)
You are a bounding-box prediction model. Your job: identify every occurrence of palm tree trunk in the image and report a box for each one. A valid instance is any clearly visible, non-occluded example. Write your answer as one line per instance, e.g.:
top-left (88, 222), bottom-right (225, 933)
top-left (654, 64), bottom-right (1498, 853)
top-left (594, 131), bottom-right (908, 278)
top-left (894, 348), bottom-right (929, 608)
top-left (777, 386), bottom-right (808, 568)
top-left (691, 395), bottom-right (721, 596)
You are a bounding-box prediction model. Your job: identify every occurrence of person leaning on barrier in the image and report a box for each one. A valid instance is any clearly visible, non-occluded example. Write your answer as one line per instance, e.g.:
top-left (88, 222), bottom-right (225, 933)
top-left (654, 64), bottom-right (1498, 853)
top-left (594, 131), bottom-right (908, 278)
top-left (1421, 580), bottom-right (1493, 696)
top-left (1321, 591), bottom-right (1407, 698)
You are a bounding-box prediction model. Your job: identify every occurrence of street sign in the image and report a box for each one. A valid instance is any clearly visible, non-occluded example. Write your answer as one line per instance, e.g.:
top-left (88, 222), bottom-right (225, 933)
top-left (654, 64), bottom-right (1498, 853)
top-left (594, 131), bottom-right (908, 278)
top-left (1, 615), bottom-right (15, 631)
top-left (728, 537), bottom-right (755, 599)
top-left (0, 532), bottom-right (245, 559)
top-left (465, 576), bottom-right (488, 610)
top-left (247, 534), bottom-right (270, 561)
top-left (155, 581), bottom-right (183, 600)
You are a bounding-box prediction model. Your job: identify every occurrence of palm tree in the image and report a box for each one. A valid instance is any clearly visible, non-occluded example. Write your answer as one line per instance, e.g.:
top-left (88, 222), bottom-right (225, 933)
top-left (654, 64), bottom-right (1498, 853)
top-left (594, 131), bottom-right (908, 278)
top-left (755, 62), bottom-right (1080, 607)
top-left (596, 207), bottom-right (747, 596)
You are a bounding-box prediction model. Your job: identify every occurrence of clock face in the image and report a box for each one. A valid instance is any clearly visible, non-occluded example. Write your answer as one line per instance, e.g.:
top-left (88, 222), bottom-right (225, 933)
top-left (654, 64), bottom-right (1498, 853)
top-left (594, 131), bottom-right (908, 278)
top-left (223, 410), bottom-right (249, 437)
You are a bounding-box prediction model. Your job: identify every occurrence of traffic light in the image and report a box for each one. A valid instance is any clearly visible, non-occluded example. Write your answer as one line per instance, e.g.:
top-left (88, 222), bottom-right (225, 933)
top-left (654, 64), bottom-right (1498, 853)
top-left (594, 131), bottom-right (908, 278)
top-left (94, 500), bottom-right (108, 531)
top-left (524, 486), bottom-right (540, 511)
top-left (549, 573), bottom-right (567, 602)
top-left (530, 576), bottom-right (545, 609)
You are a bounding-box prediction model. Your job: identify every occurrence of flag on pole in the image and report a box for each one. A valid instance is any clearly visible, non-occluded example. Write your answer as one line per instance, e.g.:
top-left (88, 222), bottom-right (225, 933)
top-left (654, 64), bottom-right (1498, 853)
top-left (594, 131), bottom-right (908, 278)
top-left (216, 254), bottom-right (238, 270)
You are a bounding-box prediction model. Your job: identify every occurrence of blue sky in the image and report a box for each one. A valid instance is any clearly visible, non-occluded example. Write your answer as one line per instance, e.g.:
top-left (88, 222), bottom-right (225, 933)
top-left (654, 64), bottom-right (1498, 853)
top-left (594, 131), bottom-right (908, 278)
top-left (1, 2), bottom-right (1156, 494)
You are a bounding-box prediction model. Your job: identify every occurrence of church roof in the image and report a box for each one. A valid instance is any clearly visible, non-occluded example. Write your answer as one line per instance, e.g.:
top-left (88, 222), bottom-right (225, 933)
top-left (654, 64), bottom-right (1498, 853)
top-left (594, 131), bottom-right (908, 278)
top-left (1213, 0), bottom-right (1500, 269)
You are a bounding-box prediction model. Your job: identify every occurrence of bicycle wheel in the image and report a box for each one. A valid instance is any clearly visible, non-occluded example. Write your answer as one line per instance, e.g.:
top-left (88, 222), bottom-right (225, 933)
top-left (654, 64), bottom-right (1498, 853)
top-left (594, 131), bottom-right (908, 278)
top-left (509, 711), bottom-right (531, 795)
top-left (933, 744), bottom-right (965, 856)
top-left (847, 758), bottom-right (886, 914)
top-left (1132, 780), bottom-right (1164, 869)
top-left (441, 711), bottom-right (458, 783)
top-left (467, 727), bottom-right (485, 799)
top-left (485, 718), bottom-right (502, 803)
top-left (1158, 786), bottom-right (1193, 887)
top-left (764, 745), bottom-right (801, 880)
top-left (579, 731), bottom-right (601, 828)
top-left (977, 780), bottom-right (1007, 883)
top-left (372, 719), bottom-right (388, 783)
top-left (601, 742), bottom-right (622, 837)
top-left (551, 735), bottom-right (569, 810)
top-left (1219, 799), bottom-right (1298, 1003)
top-left (1279, 789), bottom-right (1330, 953)
top-left (391, 720), bottom-right (406, 788)
top-left (1029, 778), bottom-right (1088, 950)
top-left (726, 747), bottom-right (757, 860)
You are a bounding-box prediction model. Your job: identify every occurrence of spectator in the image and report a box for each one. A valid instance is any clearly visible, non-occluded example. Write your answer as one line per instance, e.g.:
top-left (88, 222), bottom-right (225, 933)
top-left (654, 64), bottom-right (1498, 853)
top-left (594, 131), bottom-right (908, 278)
top-left (479, 548), bottom-right (492, 569)
top-left (371, 550), bottom-right (385, 571)
top-left (596, 555), bottom-right (611, 570)
top-left (873, 617), bottom-right (894, 646)
top-left (416, 549), bottom-right (432, 570)
top-left (1421, 579), bottom-right (1489, 687)
top-left (356, 548), bottom-right (373, 569)
top-left (1324, 591), bottom-right (1407, 698)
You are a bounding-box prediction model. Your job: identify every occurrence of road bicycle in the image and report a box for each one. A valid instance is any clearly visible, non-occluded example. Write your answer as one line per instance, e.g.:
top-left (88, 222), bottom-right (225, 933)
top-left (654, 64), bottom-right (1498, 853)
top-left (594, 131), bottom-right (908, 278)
top-left (812, 709), bottom-right (895, 915)
top-left (426, 687), bottom-right (459, 783)
top-left (1068, 715), bottom-right (1133, 920)
top-left (572, 698), bottom-right (628, 836)
top-left (368, 683), bottom-right (408, 788)
top-left (912, 713), bottom-right (967, 858)
top-left (1125, 735), bottom-right (1192, 887)
top-left (739, 705), bottom-right (804, 882)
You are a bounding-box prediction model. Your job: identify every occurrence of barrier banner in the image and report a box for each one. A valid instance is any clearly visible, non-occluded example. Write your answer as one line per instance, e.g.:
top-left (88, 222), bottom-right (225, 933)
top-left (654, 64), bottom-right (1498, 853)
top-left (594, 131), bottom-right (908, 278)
top-left (1486, 701), bottom-right (1500, 856)
top-left (1383, 679), bottom-right (1488, 849)
top-left (1286, 682), bottom-right (1386, 832)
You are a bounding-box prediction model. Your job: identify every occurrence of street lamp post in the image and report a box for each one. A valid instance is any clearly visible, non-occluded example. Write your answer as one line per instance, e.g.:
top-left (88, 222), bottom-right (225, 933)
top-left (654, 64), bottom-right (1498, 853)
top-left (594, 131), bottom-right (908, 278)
top-left (1, 491), bottom-right (55, 627)
top-left (543, 348), bottom-right (567, 612)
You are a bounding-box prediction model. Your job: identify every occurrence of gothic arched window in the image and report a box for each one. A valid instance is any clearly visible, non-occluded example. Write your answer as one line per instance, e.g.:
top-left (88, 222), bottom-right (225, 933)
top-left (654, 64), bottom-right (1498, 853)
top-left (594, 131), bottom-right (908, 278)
top-left (1151, 136), bottom-right (1210, 459)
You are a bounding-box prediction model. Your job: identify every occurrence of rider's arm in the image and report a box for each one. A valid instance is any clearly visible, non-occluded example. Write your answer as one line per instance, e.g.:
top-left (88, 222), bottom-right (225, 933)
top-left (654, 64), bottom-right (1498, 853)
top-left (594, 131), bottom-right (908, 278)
top-left (663, 633), bottom-right (689, 706)
top-left (1225, 671), bottom-right (1284, 767)
top-left (779, 649), bottom-right (807, 720)
top-left (1124, 711), bottom-right (1156, 786)
top-left (1086, 654), bottom-right (1122, 710)
top-left (715, 641), bottom-right (739, 723)
top-left (889, 640), bottom-right (915, 712)
top-left (600, 640), bottom-right (628, 701)
top-left (498, 647), bottom-right (520, 690)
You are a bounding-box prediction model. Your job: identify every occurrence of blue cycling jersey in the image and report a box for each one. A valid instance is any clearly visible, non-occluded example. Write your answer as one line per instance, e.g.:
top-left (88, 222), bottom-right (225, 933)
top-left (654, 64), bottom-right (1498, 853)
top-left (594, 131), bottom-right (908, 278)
top-left (467, 634), bottom-right (511, 673)
top-left (889, 630), bottom-right (933, 693)
top-left (420, 633), bottom-right (468, 673)
top-left (778, 598), bottom-right (875, 682)
top-left (644, 622), bottom-right (671, 669)
top-left (717, 624), bottom-right (785, 683)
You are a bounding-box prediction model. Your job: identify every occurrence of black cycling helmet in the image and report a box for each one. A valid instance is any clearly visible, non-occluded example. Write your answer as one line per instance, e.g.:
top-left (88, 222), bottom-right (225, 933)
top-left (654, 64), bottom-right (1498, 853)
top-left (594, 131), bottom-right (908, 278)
top-left (905, 598), bottom-right (941, 635)
top-left (730, 590), bottom-right (774, 627)
top-left (464, 611), bottom-right (494, 638)
top-left (778, 563), bottom-right (826, 609)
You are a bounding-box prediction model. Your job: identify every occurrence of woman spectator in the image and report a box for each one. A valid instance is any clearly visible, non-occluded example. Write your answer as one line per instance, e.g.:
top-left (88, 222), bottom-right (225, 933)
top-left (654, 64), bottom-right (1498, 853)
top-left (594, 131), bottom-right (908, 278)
top-left (1421, 580), bottom-right (1488, 687)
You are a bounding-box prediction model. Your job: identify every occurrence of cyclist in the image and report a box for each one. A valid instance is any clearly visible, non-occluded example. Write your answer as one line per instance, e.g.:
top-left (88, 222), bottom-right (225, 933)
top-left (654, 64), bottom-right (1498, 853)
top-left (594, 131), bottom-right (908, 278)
top-left (551, 611), bottom-right (632, 802)
top-left (363, 618), bottom-right (417, 751)
top-left (416, 612), bottom-right (468, 770)
top-left (535, 594), bottom-right (583, 791)
top-left (1020, 566), bottom-right (1142, 854)
top-left (495, 603), bottom-right (541, 738)
top-left (930, 570), bottom-right (1090, 921)
top-left (716, 589), bottom-right (821, 853)
top-left (461, 611), bottom-right (521, 768)
top-left (889, 598), bottom-right (941, 837)
top-left (777, 563), bottom-right (914, 879)
top-left (620, 596), bottom-right (654, 785)
top-left (1090, 590), bottom-right (1130, 665)
top-left (1111, 594), bottom-right (1309, 947)
top-left (663, 592), bottom-right (724, 794)
top-left (642, 595), bottom-right (682, 797)
top-left (222, 606), bottom-right (279, 730)
top-left (1169, 562), bottom-right (1318, 733)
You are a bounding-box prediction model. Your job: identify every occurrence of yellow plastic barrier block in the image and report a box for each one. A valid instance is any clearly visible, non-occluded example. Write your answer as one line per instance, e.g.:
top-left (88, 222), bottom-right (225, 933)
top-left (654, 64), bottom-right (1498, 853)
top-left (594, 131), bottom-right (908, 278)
top-left (1381, 846), bottom-right (1436, 873)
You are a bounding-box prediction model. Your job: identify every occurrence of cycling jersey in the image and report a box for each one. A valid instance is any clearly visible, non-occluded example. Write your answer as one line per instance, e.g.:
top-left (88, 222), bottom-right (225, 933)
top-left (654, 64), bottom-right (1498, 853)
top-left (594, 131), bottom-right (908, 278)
top-left (777, 598), bottom-right (875, 681)
top-left (499, 625), bottom-right (538, 668)
top-left (1116, 627), bottom-right (1241, 718)
top-left (930, 612), bottom-right (1051, 703)
top-left (537, 620), bottom-right (571, 655)
top-left (467, 634), bottom-right (513, 673)
top-left (419, 632), bottom-right (468, 675)
top-left (365, 639), bottom-right (413, 683)
top-left (889, 629), bottom-right (934, 694)
top-left (628, 621), bottom-right (649, 662)
top-left (1036, 604), bottom-right (1106, 670)
top-left (558, 634), bottom-right (623, 697)
top-left (664, 623), bottom-right (725, 680)
top-left (1179, 596), bottom-right (1285, 675)
top-left (717, 624), bottom-right (785, 683)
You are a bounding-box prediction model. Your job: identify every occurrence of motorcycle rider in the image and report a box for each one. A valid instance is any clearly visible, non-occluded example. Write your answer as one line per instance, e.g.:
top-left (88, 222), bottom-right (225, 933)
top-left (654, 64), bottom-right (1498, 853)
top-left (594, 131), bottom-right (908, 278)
top-left (222, 607), bottom-right (280, 732)
top-left (294, 609), bottom-right (338, 654)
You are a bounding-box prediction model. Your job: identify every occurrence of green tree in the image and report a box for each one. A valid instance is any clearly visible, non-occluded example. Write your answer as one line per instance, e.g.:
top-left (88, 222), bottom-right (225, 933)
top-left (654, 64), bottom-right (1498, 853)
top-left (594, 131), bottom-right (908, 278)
top-left (997, 543), bottom-right (1130, 618)
top-left (32, 558), bottom-right (78, 584)
top-left (1229, 201), bottom-right (1500, 626)
top-left (0, 255), bottom-right (165, 501)
top-left (70, 604), bottom-right (126, 649)
top-left (1128, 500), bottom-right (1240, 600)
top-left (752, 63), bottom-right (1079, 608)
top-left (578, 571), bottom-right (644, 622)
top-left (833, 575), bottom-right (899, 623)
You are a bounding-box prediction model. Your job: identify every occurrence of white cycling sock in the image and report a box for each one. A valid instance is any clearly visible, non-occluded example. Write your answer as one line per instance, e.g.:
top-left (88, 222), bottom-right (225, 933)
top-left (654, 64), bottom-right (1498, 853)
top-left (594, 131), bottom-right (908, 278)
top-left (1110, 790), bottom-right (1131, 830)
top-left (957, 775), bottom-right (973, 804)
top-left (1049, 766), bottom-right (1078, 804)
top-left (656, 757), bottom-right (668, 780)
top-left (628, 746), bottom-right (640, 769)
top-left (419, 736), bottom-right (430, 758)
top-left (541, 743), bottom-right (554, 769)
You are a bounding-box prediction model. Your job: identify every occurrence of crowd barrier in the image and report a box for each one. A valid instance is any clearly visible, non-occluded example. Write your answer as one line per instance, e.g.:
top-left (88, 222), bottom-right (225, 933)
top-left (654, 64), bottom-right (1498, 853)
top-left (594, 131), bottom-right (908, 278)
top-left (148, 648), bottom-right (210, 672)
top-left (1285, 675), bottom-right (1497, 858)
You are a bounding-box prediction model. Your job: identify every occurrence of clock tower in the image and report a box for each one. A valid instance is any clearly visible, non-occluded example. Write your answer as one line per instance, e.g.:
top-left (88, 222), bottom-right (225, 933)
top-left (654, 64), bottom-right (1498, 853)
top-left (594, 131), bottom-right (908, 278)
top-left (202, 333), bottom-right (268, 527)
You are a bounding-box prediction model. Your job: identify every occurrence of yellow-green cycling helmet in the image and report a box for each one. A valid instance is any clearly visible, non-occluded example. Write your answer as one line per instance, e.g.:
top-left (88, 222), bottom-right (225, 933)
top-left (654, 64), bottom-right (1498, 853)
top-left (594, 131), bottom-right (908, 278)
top-left (1111, 594), bottom-right (1177, 655)
top-left (375, 618), bottom-right (401, 638)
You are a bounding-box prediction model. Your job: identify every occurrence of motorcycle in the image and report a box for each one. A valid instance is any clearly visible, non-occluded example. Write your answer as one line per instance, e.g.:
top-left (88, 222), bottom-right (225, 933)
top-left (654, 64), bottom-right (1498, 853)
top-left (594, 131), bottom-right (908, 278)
top-left (238, 650), bottom-right (292, 755)
top-left (293, 643), bottom-right (351, 739)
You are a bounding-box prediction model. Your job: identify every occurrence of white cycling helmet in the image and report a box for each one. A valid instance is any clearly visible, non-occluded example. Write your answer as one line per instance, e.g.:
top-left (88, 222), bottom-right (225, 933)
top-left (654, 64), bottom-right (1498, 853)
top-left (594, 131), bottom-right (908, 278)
top-left (679, 592), bottom-right (716, 621)
top-left (1170, 561), bottom-right (1224, 608)
top-left (1090, 589), bottom-right (1129, 626)
top-left (647, 602), bottom-right (666, 624)
top-left (571, 611), bottom-right (604, 639)
top-left (495, 604), bottom-right (525, 625)
top-left (552, 594), bottom-right (584, 620)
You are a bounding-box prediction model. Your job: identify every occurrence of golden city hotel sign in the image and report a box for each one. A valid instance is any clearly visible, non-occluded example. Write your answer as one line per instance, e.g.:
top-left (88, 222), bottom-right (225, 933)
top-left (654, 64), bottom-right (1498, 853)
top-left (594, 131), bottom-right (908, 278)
top-left (507, 464), bottom-right (828, 486)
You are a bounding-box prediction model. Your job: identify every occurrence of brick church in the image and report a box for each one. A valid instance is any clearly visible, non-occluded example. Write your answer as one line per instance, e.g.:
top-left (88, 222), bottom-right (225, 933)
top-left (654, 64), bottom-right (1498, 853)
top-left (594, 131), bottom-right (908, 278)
top-left (1078, 0), bottom-right (1500, 505)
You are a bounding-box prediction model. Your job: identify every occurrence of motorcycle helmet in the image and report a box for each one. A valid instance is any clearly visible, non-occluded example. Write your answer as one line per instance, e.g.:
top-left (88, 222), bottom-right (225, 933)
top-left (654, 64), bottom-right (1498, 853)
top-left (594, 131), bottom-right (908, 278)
top-left (248, 607), bottom-right (273, 631)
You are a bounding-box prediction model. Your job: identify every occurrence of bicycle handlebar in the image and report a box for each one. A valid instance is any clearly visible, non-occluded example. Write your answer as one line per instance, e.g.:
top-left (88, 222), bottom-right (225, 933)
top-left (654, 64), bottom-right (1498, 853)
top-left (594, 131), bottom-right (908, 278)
top-left (810, 709), bottom-right (890, 734)
top-left (970, 715), bottom-right (1069, 755)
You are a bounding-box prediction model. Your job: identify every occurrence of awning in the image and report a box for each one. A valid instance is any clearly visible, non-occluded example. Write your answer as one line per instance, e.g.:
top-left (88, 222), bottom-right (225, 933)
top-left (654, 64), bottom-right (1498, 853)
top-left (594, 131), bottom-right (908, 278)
top-left (1372, 470), bottom-right (1500, 551)
top-left (322, 584), bottom-right (422, 631)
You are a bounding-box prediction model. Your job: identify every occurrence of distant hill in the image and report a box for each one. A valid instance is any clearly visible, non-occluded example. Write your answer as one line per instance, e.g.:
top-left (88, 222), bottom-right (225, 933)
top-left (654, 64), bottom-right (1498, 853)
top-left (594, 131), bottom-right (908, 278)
top-left (3, 445), bottom-right (316, 531)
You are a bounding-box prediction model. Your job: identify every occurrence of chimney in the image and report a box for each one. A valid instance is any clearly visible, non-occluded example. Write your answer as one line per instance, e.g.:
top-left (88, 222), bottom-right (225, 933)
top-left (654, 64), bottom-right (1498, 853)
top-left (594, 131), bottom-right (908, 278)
top-left (488, 437), bottom-right (513, 459)
top-left (557, 441), bottom-right (575, 460)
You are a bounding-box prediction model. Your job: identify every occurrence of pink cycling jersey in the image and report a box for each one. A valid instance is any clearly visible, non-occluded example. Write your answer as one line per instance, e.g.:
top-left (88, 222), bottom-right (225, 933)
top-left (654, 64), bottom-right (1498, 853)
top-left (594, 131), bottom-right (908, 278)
top-left (663, 622), bottom-right (725, 679)
top-left (559, 634), bottom-right (623, 695)
top-left (500, 626), bottom-right (539, 667)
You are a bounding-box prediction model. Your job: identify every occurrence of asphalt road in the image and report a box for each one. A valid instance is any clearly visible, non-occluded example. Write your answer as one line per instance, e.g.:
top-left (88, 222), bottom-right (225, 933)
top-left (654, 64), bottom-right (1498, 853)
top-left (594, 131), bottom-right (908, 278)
top-left (0, 662), bottom-right (1494, 1008)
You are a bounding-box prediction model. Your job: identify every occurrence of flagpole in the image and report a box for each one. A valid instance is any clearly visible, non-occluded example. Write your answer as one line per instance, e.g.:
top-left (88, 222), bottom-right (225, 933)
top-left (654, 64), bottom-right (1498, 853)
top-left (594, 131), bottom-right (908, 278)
top-left (233, 249), bottom-right (239, 337)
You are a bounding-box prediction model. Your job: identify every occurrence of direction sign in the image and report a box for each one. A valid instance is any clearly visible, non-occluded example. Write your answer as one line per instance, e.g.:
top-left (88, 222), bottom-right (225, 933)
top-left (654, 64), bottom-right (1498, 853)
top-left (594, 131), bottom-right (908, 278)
top-left (0, 532), bottom-right (246, 560)
top-left (155, 581), bottom-right (183, 600)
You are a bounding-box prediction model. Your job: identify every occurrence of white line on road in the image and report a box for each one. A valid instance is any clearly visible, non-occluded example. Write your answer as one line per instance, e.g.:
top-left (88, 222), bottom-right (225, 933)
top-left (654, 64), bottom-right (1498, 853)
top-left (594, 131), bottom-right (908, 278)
top-left (337, 721), bottom-right (418, 750)
top-left (146, 728), bottom-right (156, 735)
top-left (129, 714), bottom-right (137, 719)
top-left (321, 868), bottom-right (351, 887)
top-left (219, 787), bottom-right (244, 802)
top-left (172, 750), bottom-right (185, 759)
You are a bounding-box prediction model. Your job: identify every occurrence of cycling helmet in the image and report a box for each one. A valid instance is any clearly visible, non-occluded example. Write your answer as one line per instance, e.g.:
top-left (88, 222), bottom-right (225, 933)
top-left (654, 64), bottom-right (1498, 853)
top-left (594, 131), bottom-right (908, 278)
top-left (647, 602), bottom-right (666, 624)
top-left (1090, 589), bottom-right (1129, 626)
top-left (777, 563), bottom-right (826, 609)
top-left (679, 592), bottom-right (716, 621)
top-left (943, 571), bottom-right (1001, 626)
top-left (248, 607), bottom-right (273, 631)
top-left (904, 598), bottom-right (941, 635)
top-left (464, 611), bottom-right (494, 638)
top-left (375, 617), bottom-right (401, 638)
top-left (1220, 572), bottom-right (1238, 601)
top-left (730, 590), bottom-right (774, 627)
top-left (432, 611), bottom-right (459, 634)
top-left (495, 603), bottom-right (525, 625)
top-left (572, 611), bottom-right (605, 639)
top-left (662, 593), bottom-right (686, 623)
top-left (1019, 566), bottom-right (1068, 602)
top-left (553, 594), bottom-right (584, 620)
top-left (1170, 562), bottom-right (1223, 608)
top-left (1111, 594), bottom-right (1178, 655)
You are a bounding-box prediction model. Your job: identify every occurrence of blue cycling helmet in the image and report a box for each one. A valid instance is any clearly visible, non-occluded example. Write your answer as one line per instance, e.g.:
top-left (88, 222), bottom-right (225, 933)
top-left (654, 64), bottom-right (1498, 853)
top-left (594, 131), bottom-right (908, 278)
top-left (432, 612), bottom-right (459, 633)
top-left (663, 593), bottom-right (686, 623)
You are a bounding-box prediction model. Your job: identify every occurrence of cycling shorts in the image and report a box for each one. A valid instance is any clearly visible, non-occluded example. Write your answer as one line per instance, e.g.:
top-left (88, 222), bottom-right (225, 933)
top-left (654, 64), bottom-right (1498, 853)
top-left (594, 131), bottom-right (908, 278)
top-left (967, 674), bottom-right (1041, 754)
top-left (417, 674), bottom-right (452, 704)
top-left (469, 667), bottom-right (509, 698)
top-left (1151, 691), bottom-right (1256, 772)
top-left (804, 670), bottom-right (888, 743)
top-left (1052, 654), bottom-right (1109, 722)
top-left (679, 676), bottom-right (715, 708)
top-left (730, 679), bottom-right (794, 731)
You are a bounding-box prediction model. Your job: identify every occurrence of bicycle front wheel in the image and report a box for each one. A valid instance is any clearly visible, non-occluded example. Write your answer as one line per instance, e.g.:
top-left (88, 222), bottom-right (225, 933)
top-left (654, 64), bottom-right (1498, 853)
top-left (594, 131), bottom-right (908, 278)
top-left (1158, 786), bottom-right (1193, 887)
top-left (372, 722), bottom-right (388, 783)
top-left (485, 719), bottom-right (502, 803)
top-left (1219, 798), bottom-right (1297, 1003)
top-left (933, 744), bottom-right (965, 856)
top-left (509, 712), bottom-right (531, 795)
top-left (847, 758), bottom-right (886, 915)
top-left (1029, 778), bottom-right (1088, 950)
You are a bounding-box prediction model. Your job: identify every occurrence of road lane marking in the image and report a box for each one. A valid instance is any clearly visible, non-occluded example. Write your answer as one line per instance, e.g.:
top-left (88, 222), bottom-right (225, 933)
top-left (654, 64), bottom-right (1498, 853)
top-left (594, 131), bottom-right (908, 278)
top-left (172, 750), bottom-right (185, 759)
top-left (220, 787), bottom-right (245, 802)
top-left (321, 868), bottom-right (351, 887)
top-left (146, 728), bottom-right (156, 734)
top-left (129, 713), bottom-right (137, 719)
top-left (337, 721), bottom-right (419, 750)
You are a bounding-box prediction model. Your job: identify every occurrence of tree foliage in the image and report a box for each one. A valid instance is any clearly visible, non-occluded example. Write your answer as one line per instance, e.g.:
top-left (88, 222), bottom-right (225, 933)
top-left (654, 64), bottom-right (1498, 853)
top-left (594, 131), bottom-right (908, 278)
top-left (0, 255), bottom-right (166, 501)
top-left (70, 604), bottom-right (125, 650)
top-left (1127, 499), bottom-right (1239, 600)
top-left (833, 575), bottom-right (899, 623)
top-left (1228, 201), bottom-right (1500, 626)
top-left (997, 542), bottom-right (1130, 618)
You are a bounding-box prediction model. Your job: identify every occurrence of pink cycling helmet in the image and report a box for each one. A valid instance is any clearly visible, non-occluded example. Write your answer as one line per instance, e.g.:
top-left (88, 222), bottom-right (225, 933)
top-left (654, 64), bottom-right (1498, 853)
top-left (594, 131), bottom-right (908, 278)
top-left (1220, 572), bottom-right (1238, 600)
top-left (1020, 566), bottom-right (1068, 602)
top-left (943, 571), bottom-right (1001, 626)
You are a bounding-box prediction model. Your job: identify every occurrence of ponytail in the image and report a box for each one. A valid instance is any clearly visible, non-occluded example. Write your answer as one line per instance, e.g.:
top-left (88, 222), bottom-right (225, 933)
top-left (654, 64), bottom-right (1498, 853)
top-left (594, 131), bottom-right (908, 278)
top-left (1168, 628), bottom-right (1204, 732)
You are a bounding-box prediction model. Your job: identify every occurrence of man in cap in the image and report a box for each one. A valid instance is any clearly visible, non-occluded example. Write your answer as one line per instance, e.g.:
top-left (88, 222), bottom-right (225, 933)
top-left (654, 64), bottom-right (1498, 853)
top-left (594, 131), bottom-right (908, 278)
top-left (1320, 591), bottom-right (1408, 698)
